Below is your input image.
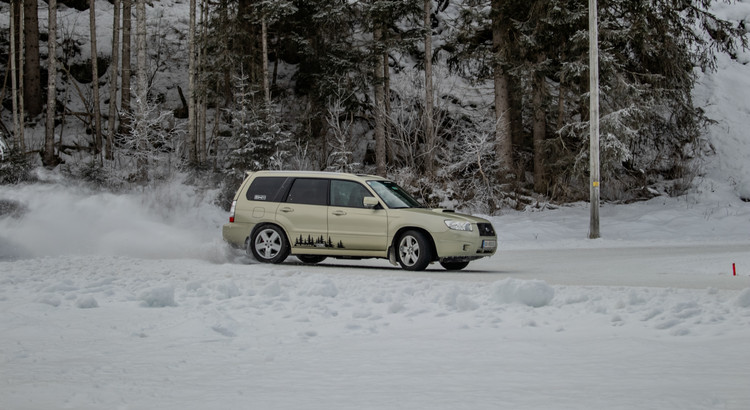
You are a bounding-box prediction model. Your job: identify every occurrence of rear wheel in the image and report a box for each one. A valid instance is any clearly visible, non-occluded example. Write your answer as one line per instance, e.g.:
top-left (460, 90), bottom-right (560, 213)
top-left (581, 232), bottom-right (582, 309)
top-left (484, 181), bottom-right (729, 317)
top-left (396, 230), bottom-right (433, 271)
top-left (297, 255), bottom-right (327, 264)
top-left (249, 225), bottom-right (290, 264)
top-left (440, 261), bottom-right (470, 271)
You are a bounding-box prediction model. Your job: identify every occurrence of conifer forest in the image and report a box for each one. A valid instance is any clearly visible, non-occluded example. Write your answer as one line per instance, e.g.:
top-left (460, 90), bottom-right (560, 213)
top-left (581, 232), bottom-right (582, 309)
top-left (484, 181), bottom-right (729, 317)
top-left (0, 0), bottom-right (746, 212)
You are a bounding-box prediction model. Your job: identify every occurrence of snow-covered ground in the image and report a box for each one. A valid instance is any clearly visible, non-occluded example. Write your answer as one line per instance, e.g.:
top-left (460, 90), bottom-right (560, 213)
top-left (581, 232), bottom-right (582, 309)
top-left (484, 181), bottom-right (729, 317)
top-left (1, 176), bottom-right (750, 410)
top-left (2, 1), bottom-right (750, 410)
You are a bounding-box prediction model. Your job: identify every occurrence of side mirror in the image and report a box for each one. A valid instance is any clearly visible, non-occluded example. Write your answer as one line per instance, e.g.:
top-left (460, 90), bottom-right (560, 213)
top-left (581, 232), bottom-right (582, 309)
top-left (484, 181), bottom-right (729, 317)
top-left (363, 196), bottom-right (380, 209)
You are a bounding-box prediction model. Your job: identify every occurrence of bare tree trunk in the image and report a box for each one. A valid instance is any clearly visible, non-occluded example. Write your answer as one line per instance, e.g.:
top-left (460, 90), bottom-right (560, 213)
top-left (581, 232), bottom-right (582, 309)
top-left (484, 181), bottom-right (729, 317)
top-left (10, 0), bottom-right (21, 150)
top-left (218, 0), bottom-right (232, 105)
top-left (16, 0), bottom-right (26, 151)
top-left (491, 0), bottom-right (513, 181)
top-left (121, 0), bottom-right (132, 133)
top-left (135, 0), bottom-right (148, 181)
top-left (383, 50), bottom-right (391, 164)
top-left (199, 100), bottom-right (207, 164)
top-left (556, 80), bottom-right (565, 132)
top-left (198, 0), bottom-right (208, 164)
top-left (187, 0), bottom-right (197, 164)
top-left (272, 32), bottom-right (279, 89)
top-left (373, 25), bottom-right (386, 177)
top-left (423, 0), bottom-right (435, 176)
top-left (106, 0), bottom-right (121, 161)
top-left (23, 0), bottom-right (42, 116)
top-left (43, 0), bottom-right (58, 167)
top-left (532, 54), bottom-right (547, 194)
top-left (90, 0), bottom-right (103, 159)
top-left (237, 0), bottom-right (257, 82)
top-left (17, 0), bottom-right (25, 149)
top-left (261, 16), bottom-right (270, 107)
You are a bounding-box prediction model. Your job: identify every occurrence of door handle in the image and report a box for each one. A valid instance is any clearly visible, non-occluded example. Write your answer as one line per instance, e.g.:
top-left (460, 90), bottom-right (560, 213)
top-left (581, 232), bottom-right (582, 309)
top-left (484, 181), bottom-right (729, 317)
top-left (280, 207), bottom-right (294, 213)
top-left (332, 210), bottom-right (347, 216)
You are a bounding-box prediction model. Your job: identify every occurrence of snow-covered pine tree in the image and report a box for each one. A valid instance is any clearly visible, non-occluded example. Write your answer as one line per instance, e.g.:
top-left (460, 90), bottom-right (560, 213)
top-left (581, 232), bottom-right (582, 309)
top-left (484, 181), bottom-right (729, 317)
top-left (224, 74), bottom-right (291, 182)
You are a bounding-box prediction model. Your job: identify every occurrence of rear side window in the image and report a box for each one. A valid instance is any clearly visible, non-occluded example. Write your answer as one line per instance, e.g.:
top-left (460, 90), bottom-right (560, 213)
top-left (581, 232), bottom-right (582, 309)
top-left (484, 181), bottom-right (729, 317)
top-left (285, 178), bottom-right (328, 206)
top-left (246, 177), bottom-right (290, 202)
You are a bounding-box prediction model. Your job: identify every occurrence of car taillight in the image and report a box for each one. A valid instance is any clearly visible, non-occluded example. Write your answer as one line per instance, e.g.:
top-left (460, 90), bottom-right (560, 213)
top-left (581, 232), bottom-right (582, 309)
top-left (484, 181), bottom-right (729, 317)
top-left (229, 200), bottom-right (236, 223)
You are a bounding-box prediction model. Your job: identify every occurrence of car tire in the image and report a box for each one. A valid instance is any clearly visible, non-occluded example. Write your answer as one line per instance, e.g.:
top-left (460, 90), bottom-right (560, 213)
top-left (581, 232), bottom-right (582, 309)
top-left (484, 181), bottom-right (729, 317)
top-left (439, 261), bottom-right (470, 271)
top-left (249, 224), bottom-right (290, 264)
top-left (297, 255), bottom-right (327, 264)
top-left (396, 230), bottom-right (433, 271)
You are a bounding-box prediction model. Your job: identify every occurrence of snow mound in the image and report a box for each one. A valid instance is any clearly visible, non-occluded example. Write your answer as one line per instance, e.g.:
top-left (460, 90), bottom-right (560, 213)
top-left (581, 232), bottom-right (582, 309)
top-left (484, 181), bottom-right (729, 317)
top-left (735, 288), bottom-right (750, 308)
top-left (75, 296), bottom-right (99, 309)
top-left (491, 278), bottom-right (555, 307)
top-left (301, 275), bottom-right (339, 298)
top-left (739, 181), bottom-right (750, 202)
top-left (443, 286), bottom-right (480, 312)
top-left (139, 286), bottom-right (177, 308)
top-left (211, 280), bottom-right (241, 300)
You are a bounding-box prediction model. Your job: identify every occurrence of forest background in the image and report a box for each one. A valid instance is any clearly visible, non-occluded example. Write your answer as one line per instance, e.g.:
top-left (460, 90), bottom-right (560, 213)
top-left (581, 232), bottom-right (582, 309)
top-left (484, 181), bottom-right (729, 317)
top-left (0, 0), bottom-right (748, 213)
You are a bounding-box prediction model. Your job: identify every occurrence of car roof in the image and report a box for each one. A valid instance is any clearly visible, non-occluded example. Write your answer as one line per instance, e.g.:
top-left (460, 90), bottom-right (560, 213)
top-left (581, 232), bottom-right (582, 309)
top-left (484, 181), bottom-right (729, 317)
top-left (246, 170), bottom-right (389, 182)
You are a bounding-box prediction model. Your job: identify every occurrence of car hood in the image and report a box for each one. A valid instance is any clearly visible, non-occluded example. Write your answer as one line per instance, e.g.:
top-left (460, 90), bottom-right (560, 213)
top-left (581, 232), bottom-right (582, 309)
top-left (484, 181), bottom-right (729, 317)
top-left (397, 207), bottom-right (491, 224)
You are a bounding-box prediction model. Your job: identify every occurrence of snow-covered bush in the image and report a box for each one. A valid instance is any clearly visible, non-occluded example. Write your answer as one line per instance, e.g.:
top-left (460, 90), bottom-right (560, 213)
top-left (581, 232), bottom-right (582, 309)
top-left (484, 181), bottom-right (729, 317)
top-left (116, 98), bottom-right (186, 183)
top-left (325, 92), bottom-right (361, 173)
top-left (0, 147), bottom-right (33, 185)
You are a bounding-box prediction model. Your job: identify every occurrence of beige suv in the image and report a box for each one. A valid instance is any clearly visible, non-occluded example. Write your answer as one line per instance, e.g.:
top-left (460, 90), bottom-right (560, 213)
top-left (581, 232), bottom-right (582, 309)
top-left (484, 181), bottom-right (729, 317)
top-left (222, 171), bottom-right (497, 271)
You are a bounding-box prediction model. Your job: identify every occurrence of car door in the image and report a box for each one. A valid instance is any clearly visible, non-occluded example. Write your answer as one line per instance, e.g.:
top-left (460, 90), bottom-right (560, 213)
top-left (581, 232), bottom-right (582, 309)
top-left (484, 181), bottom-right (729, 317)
top-left (276, 178), bottom-right (330, 250)
top-left (327, 179), bottom-right (388, 251)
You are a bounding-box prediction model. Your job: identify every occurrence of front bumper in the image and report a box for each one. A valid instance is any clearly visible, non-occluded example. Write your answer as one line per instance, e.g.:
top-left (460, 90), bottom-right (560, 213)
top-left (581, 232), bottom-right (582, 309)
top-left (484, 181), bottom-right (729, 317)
top-left (433, 229), bottom-right (497, 260)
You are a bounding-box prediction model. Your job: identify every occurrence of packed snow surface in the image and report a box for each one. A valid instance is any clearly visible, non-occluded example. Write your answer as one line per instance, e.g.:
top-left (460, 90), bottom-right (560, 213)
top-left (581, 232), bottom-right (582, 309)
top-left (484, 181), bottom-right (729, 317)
top-left (1, 173), bottom-right (749, 410)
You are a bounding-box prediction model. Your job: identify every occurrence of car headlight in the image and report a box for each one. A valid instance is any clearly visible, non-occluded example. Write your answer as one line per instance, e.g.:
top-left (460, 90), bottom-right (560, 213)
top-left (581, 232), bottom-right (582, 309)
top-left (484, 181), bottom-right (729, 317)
top-left (444, 219), bottom-right (473, 232)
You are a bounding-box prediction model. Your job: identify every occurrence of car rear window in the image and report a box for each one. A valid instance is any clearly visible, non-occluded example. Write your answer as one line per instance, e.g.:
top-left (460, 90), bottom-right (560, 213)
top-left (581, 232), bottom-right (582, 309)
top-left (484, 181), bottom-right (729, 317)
top-left (246, 177), bottom-right (291, 202)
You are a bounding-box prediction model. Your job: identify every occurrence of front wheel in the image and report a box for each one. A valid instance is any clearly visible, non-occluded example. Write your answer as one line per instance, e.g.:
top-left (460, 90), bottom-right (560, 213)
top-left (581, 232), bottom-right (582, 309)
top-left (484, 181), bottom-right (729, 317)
top-left (396, 230), bottom-right (433, 271)
top-left (249, 225), bottom-right (290, 264)
top-left (440, 261), bottom-right (470, 271)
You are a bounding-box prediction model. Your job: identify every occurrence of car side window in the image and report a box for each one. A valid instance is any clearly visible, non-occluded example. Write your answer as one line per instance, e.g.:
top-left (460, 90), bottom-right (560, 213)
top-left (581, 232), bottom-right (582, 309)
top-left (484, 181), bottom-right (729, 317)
top-left (285, 178), bottom-right (328, 205)
top-left (330, 180), bottom-right (372, 208)
top-left (246, 177), bottom-right (290, 202)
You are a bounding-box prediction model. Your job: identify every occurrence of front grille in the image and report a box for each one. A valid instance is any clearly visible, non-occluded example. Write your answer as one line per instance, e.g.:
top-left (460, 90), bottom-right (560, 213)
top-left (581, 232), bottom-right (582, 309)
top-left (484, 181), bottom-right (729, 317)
top-left (477, 223), bottom-right (496, 237)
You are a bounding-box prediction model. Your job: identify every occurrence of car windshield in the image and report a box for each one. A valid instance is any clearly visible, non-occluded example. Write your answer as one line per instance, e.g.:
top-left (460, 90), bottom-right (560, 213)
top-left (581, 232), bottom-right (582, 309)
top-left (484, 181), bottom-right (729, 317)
top-left (367, 180), bottom-right (424, 209)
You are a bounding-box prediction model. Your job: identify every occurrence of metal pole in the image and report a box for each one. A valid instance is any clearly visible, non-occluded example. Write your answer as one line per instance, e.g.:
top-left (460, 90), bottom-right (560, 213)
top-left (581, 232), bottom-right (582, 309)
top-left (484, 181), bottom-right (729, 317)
top-left (589, 0), bottom-right (601, 239)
